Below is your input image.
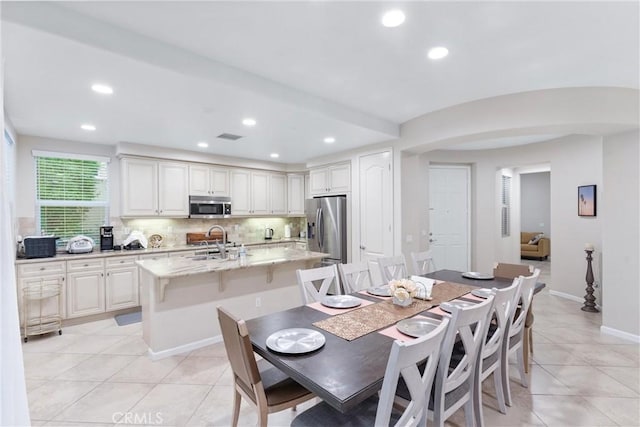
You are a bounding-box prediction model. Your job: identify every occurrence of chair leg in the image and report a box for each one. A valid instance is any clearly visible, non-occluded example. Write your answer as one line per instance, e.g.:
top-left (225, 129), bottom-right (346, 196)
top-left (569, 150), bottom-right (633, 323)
top-left (494, 368), bottom-right (507, 414)
top-left (501, 352), bottom-right (513, 407)
top-left (529, 327), bottom-right (534, 354)
top-left (464, 398), bottom-right (475, 427)
top-left (473, 377), bottom-right (484, 427)
top-left (231, 389), bottom-right (241, 427)
top-left (522, 331), bottom-right (531, 375)
top-left (258, 405), bottom-right (269, 427)
top-left (517, 345), bottom-right (528, 388)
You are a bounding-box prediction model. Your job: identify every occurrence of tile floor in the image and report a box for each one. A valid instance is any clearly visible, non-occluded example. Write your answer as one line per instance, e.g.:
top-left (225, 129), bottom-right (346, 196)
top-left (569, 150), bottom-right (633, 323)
top-left (22, 259), bottom-right (640, 426)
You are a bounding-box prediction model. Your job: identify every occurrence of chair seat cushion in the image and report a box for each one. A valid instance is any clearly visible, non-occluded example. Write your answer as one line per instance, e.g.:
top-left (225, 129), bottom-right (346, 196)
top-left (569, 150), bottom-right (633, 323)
top-left (521, 244), bottom-right (540, 252)
top-left (291, 394), bottom-right (401, 427)
top-left (396, 364), bottom-right (470, 411)
top-left (257, 359), bottom-right (313, 406)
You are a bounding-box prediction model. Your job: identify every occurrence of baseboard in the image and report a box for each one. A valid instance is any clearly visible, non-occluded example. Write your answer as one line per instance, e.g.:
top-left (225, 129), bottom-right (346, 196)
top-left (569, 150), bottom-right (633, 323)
top-left (600, 326), bottom-right (640, 343)
top-left (548, 290), bottom-right (601, 309)
top-left (147, 335), bottom-right (223, 360)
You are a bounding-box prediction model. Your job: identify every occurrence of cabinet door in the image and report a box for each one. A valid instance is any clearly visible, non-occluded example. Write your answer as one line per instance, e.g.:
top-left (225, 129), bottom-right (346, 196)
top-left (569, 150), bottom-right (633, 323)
top-left (309, 169), bottom-right (329, 195)
top-left (230, 169), bottom-right (251, 215)
top-left (106, 266), bottom-right (139, 311)
top-left (210, 167), bottom-right (230, 196)
top-left (251, 171), bottom-right (270, 215)
top-left (329, 164), bottom-right (351, 193)
top-left (189, 164), bottom-right (210, 196)
top-left (287, 174), bottom-right (305, 215)
top-left (67, 269), bottom-right (105, 318)
top-left (270, 173), bottom-right (287, 215)
top-left (121, 158), bottom-right (158, 216)
top-left (158, 161), bottom-right (189, 216)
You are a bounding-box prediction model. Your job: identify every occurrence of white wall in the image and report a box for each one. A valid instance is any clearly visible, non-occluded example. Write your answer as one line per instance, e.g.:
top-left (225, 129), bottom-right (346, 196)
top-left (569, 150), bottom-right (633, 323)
top-left (601, 130), bottom-right (640, 337)
top-left (520, 172), bottom-right (551, 237)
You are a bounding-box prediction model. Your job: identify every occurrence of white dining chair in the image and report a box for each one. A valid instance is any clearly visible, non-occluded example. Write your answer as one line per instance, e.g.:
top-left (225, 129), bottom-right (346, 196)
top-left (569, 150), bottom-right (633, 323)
top-left (338, 262), bottom-right (373, 294)
top-left (377, 255), bottom-right (408, 283)
top-left (296, 264), bottom-right (341, 304)
top-left (410, 250), bottom-right (436, 275)
top-left (291, 317), bottom-right (450, 427)
top-left (473, 278), bottom-right (522, 427)
top-left (501, 268), bottom-right (540, 407)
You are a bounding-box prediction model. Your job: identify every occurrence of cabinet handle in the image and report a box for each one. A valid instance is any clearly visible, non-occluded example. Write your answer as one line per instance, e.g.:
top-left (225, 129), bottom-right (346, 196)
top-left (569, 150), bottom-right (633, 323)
top-left (84, 264), bottom-right (89, 267)
top-left (40, 267), bottom-right (45, 271)
top-left (101, 273), bottom-right (104, 277)
top-left (120, 260), bottom-right (125, 263)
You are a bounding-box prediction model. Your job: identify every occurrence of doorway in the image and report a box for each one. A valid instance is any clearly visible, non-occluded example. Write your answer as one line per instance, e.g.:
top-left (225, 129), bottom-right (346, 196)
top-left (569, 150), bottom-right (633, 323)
top-left (428, 165), bottom-right (470, 271)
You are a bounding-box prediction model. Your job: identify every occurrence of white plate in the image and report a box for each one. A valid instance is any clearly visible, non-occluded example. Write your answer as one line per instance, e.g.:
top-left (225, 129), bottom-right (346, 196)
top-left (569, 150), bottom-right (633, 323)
top-left (462, 271), bottom-right (495, 280)
top-left (321, 295), bottom-right (362, 309)
top-left (439, 300), bottom-right (475, 313)
top-left (471, 288), bottom-right (494, 299)
top-left (396, 318), bottom-right (440, 338)
top-left (367, 286), bottom-right (392, 297)
top-left (266, 328), bottom-right (325, 354)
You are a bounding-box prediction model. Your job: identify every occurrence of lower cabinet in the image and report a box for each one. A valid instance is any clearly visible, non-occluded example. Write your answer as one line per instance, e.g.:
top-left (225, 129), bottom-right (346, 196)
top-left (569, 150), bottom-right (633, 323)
top-left (67, 259), bottom-right (106, 318)
top-left (106, 256), bottom-right (139, 311)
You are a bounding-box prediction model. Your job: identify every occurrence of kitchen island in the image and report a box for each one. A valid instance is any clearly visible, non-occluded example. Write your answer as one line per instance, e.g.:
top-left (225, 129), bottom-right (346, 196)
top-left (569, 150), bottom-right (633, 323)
top-left (136, 247), bottom-right (325, 359)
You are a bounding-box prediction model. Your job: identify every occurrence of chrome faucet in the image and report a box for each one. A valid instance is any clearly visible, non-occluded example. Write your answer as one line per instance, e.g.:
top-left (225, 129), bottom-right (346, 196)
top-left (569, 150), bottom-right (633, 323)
top-left (206, 225), bottom-right (227, 259)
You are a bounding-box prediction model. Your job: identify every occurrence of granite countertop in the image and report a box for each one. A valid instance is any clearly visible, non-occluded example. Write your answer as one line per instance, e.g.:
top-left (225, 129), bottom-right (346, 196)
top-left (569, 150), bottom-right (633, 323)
top-left (136, 247), bottom-right (326, 279)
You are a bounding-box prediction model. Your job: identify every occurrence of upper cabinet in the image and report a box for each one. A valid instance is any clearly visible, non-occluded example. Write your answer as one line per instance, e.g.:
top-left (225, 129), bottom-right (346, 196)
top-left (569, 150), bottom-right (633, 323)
top-left (121, 158), bottom-right (189, 217)
top-left (287, 174), bottom-right (305, 215)
top-left (230, 169), bottom-right (288, 215)
top-left (189, 165), bottom-right (230, 196)
top-left (309, 163), bottom-right (351, 196)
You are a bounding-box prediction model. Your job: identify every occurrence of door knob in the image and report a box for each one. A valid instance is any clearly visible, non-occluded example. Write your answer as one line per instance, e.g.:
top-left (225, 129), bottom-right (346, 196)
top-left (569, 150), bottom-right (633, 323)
top-left (429, 239), bottom-right (437, 243)
top-left (359, 245), bottom-right (366, 250)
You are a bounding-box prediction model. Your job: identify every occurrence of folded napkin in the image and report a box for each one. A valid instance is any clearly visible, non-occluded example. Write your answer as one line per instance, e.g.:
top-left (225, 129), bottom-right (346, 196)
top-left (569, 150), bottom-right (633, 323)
top-left (411, 276), bottom-right (435, 300)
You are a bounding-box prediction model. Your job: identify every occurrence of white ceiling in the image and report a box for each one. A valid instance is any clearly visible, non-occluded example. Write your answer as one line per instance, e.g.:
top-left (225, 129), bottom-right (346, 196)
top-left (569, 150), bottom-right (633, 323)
top-left (2, 1), bottom-right (638, 163)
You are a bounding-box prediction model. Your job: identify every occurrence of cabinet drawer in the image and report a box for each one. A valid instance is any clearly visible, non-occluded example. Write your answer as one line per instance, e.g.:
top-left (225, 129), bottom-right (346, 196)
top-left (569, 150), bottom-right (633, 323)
top-left (67, 258), bottom-right (105, 272)
top-left (18, 261), bottom-right (66, 277)
top-left (106, 256), bottom-right (138, 268)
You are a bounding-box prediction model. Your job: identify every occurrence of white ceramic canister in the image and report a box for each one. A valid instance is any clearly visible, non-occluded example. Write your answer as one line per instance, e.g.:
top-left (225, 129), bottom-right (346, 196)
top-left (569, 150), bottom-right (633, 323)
top-left (284, 224), bottom-right (292, 238)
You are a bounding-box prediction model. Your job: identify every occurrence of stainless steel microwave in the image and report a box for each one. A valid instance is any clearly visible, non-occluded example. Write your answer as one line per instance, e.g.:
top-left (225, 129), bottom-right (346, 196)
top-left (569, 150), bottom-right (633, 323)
top-left (189, 195), bottom-right (231, 218)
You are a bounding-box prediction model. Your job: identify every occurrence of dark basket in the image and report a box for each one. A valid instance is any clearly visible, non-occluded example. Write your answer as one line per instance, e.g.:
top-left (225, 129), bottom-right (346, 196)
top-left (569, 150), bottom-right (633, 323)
top-left (24, 236), bottom-right (59, 258)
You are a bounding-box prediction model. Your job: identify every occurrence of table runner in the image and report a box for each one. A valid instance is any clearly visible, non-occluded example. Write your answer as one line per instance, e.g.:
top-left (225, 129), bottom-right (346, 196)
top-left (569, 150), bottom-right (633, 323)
top-left (313, 281), bottom-right (476, 341)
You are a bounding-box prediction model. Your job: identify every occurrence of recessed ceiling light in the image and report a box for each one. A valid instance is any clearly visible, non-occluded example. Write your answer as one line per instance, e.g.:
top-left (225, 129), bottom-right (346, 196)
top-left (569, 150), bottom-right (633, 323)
top-left (382, 10), bottom-right (405, 28)
top-left (270, 153), bottom-right (279, 158)
top-left (91, 83), bottom-right (113, 95)
top-left (242, 118), bottom-right (257, 127)
top-left (81, 124), bottom-right (96, 131)
top-left (427, 46), bottom-right (449, 60)
top-left (197, 141), bottom-right (209, 148)
top-left (324, 137), bottom-right (336, 144)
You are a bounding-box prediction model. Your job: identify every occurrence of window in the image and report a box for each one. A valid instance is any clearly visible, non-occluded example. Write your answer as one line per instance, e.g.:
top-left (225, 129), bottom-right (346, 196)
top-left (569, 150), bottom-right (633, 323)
top-left (501, 174), bottom-right (511, 237)
top-left (34, 151), bottom-right (110, 245)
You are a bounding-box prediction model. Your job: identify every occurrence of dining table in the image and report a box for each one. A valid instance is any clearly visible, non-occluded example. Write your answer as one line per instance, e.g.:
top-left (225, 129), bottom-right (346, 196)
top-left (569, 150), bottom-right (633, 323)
top-left (245, 269), bottom-right (545, 413)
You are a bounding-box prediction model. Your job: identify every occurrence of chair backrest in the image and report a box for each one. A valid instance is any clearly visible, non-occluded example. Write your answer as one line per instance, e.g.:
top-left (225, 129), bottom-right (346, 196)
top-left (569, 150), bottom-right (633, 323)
top-left (378, 255), bottom-right (409, 283)
top-left (482, 277), bottom-right (522, 361)
top-left (296, 264), bottom-right (341, 304)
top-left (433, 296), bottom-right (495, 414)
top-left (375, 318), bottom-right (450, 427)
top-left (338, 262), bottom-right (373, 294)
top-left (493, 262), bottom-right (532, 280)
top-left (509, 268), bottom-right (539, 339)
top-left (217, 306), bottom-right (261, 398)
top-left (410, 250), bottom-right (436, 275)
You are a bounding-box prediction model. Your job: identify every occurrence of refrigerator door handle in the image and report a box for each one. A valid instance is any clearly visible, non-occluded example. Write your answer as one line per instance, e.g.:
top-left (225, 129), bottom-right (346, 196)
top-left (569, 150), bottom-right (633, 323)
top-left (318, 208), bottom-right (325, 249)
top-left (315, 208), bottom-right (322, 249)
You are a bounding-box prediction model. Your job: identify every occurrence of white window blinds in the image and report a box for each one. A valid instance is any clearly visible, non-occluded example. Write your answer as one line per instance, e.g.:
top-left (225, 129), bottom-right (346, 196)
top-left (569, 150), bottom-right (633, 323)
top-left (34, 152), bottom-right (109, 244)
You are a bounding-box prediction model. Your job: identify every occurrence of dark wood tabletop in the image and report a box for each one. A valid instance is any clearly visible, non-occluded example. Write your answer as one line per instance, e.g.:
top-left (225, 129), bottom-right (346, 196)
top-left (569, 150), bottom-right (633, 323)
top-left (245, 269), bottom-right (545, 413)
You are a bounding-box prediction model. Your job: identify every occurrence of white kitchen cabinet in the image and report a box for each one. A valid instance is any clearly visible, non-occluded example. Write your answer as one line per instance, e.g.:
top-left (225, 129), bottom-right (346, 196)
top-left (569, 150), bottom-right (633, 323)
top-left (121, 157), bottom-right (189, 217)
top-left (230, 169), bottom-right (286, 215)
top-left (251, 171), bottom-right (270, 215)
top-left (189, 164), bottom-right (229, 196)
top-left (287, 174), bottom-right (305, 215)
top-left (230, 169), bottom-right (252, 215)
top-left (66, 259), bottom-right (105, 318)
top-left (269, 173), bottom-right (287, 215)
top-left (309, 163), bottom-right (351, 195)
top-left (105, 256), bottom-right (139, 311)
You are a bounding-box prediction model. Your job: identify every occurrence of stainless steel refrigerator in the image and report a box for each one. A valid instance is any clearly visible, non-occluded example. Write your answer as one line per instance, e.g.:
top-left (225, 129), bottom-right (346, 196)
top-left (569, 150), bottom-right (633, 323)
top-left (305, 195), bottom-right (347, 266)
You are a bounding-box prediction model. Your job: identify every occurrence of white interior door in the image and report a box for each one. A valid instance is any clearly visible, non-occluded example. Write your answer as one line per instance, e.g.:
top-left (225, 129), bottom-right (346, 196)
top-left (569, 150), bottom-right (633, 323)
top-left (429, 166), bottom-right (470, 271)
top-left (359, 152), bottom-right (392, 269)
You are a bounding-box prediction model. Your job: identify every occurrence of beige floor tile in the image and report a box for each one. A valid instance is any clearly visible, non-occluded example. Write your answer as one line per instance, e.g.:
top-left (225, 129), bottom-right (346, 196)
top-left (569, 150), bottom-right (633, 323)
top-left (161, 356), bottom-right (228, 385)
top-left (56, 334), bottom-right (130, 355)
top-left (186, 385), bottom-right (257, 427)
top-left (22, 333), bottom-right (82, 353)
top-left (127, 383), bottom-right (210, 426)
top-left (583, 396), bottom-right (640, 427)
top-left (187, 341), bottom-right (228, 358)
top-left (108, 355), bottom-right (184, 383)
top-left (596, 366), bottom-right (640, 394)
top-left (94, 321), bottom-right (142, 336)
top-left (214, 365), bottom-right (235, 386)
top-left (609, 344), bottom-right (640, 365)
top-left (43, 422), bottom-right (113, 427)
top-left (28, 380), bottom-right (99, 421)
top-left (53, 382), bottom-right (153, 423)
top-left (23, 352), bottom-right (91, 380)
top-left (62, 318), bottom-right (115, 335)
top-left (542, 365), bottom-right (639, 397)
top-left (531, 343), bottom-right (589, 365)
top-left (55, 354), bottom-right (137, 381)
top-left (25, 378), bottom-right (48, 392)
top-left (508, 364), bottom-right (574, 396)
top-left (30, 421), bottom-right (46, 426)
top-left (99, 335), bottom-right (149, 356)
top-left (530, 395), bottom-right (617, 426)
top-left (565, 343), bottom-right (639, 367)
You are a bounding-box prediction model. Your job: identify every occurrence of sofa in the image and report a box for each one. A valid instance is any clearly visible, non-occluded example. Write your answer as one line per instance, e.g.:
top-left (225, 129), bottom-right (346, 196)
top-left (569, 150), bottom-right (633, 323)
top-left (521, 232), bottom-right (550, 260)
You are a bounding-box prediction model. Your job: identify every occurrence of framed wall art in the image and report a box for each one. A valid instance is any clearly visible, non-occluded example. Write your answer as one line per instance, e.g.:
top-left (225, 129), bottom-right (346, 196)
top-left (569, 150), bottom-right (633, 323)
top-left (578, 185), bottom-right (597, 217)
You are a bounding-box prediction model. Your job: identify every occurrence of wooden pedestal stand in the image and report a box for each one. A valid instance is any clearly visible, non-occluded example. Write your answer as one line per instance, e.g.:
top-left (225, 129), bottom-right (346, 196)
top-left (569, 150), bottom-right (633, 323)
top-left (581, 249), bottom-right (599, 312)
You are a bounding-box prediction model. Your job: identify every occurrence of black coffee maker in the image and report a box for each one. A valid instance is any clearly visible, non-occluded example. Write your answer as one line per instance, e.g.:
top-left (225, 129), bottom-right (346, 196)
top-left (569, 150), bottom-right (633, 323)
top-left (100, 226), bottom-right (114, 251)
